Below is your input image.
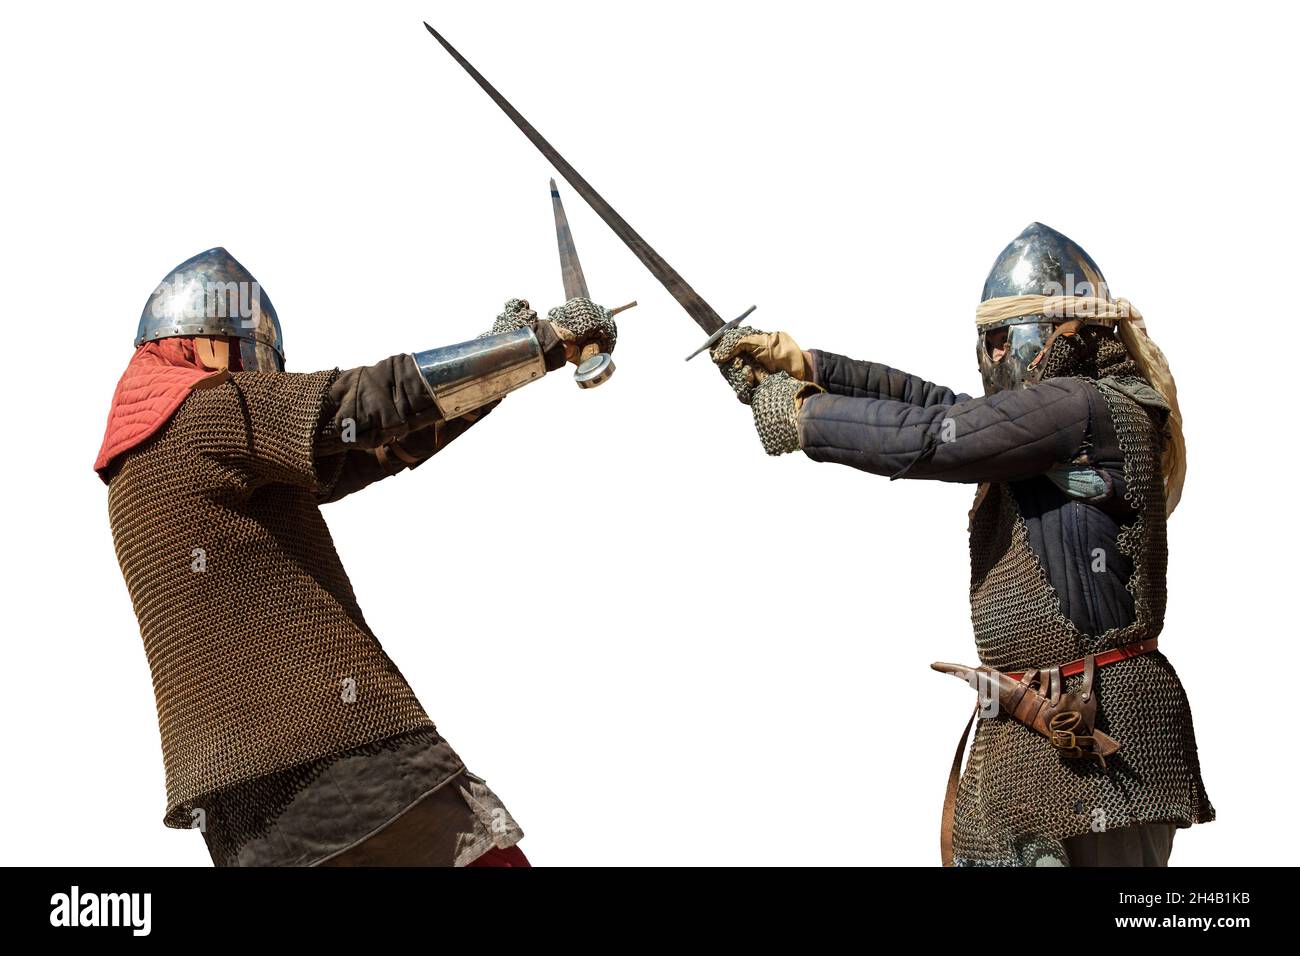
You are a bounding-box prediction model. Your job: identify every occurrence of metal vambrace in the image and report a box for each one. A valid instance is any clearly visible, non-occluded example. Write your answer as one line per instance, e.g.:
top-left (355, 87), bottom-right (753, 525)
top-left (411, 327), bottom-right (547, 420)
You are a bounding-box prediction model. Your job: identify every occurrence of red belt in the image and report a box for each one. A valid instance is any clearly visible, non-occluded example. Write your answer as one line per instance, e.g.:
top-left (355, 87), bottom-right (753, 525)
top-left (1005, 637), bottom-right (1158, 683)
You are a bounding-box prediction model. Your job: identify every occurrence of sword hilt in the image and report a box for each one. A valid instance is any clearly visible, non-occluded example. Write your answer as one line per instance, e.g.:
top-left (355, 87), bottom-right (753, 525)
top-left (684, 306), bottom-right (758, 361)
top-left (573, 300), bottom-right (636, 389)
top-left (574, 342), bottom-right (613, 389)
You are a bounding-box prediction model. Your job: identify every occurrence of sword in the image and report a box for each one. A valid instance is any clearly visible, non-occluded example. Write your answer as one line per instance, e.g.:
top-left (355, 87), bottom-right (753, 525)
top-left (424, 22), bottom-right (754, 362)
top-left (549, 178), bottom-right (636, 388)
top-left (551, 177), bottom-right (588, 302)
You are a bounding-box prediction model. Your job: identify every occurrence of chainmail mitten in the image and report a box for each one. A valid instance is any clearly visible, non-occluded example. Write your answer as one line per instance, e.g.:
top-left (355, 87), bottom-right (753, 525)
top-left (476, 298), bottom-right (566, 371)
top-left (709, 325), bottom-right (764, 404)
top-left (484, 298), bottom-right (539, 336)
top-left (547, 296), bottom-right (617, 353)
top-left (751, 371), bottom-right (820, 455)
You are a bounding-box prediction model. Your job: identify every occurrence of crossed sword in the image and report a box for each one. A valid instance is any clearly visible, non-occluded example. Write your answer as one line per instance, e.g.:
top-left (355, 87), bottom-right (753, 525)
top-left (425, 22), bottom-right (757, 377)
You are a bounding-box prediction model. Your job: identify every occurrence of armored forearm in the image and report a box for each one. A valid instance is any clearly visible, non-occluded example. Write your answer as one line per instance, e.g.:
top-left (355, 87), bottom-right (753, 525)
top-left (319, 319), bottom-right (565, 451)
top-left (810, 349), bottom-right (967, 407)
top-left (411, 328), bottom-right (553, 421)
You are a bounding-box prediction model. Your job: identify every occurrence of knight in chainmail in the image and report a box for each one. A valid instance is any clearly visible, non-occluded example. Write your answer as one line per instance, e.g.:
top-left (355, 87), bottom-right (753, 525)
top-left (710, 223), bottom-right (1213, 866)
top-left (96, 248), bottom-right (617, 866)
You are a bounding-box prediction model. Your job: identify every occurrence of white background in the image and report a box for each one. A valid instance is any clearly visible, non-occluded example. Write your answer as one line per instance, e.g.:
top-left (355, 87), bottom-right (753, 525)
top-left (1, 1), bottom-right (1295, 866)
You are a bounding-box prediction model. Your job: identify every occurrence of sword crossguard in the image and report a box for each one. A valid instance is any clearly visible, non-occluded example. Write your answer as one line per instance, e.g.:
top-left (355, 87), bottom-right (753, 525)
top-left (428, 25), bottom-right (739, 368)
top-left (684, 305), bottom-right (758, 362)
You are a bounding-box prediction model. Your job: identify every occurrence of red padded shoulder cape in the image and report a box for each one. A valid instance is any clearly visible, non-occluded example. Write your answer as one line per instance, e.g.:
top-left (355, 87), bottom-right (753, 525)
top-left (95, 338), bottom-right (227, 482)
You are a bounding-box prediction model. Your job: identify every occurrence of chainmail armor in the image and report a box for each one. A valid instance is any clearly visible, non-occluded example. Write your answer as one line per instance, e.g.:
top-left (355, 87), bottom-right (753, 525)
top-left (485, 297), bottom-right (539, 335)
top-left (954, 330), bottom-right (1213, 865)
top-left (107, 371), bottom-right (437, 829)
top-left (1037, 324), bottom-right (1127, 383)
top-left (546, 296), bottom-right (617, 352)
top-left (487, 297), bottom-right (617, 354)
top-left (711, 325), bottom-right (763, 404)
top-left (751, 371), bottom-right (813, 455)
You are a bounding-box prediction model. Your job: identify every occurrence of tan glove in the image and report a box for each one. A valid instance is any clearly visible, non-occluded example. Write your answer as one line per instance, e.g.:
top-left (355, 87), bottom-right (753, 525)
top-left (712, 331), bottom-right (815, 383)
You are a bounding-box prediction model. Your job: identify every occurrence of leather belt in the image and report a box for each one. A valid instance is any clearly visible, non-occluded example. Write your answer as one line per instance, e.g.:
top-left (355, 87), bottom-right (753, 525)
top-left (1005, 638), bottom-right (1158, 683)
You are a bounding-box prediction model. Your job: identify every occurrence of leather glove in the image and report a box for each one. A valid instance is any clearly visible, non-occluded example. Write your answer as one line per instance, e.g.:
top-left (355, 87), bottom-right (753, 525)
top-left (748, 371), bottom-right (822, 455)
top-left (712, 330), bottom-right (814, 383)
top-left (485, 298), bottom-right (567, 372)
top-left (546, 296), bottom-right (618, 364)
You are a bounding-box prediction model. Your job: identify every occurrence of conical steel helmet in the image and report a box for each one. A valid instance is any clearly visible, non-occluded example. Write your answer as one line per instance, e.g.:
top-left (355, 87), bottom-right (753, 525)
top-left (980, 222), bottom-right (1109, 317)
top-left (135, 247), bottom-right (285, 371)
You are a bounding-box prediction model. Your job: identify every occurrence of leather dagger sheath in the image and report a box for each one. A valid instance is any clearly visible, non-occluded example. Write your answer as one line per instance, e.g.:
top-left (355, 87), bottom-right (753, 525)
top-left (931, 658), bottom-right (1121, 764)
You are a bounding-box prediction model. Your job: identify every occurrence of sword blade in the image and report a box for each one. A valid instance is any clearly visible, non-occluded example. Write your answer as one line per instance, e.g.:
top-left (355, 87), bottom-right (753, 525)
top-left (423, 22), bottom-right (725, 335)
top-left (550, 179), bottom-right (589, 300)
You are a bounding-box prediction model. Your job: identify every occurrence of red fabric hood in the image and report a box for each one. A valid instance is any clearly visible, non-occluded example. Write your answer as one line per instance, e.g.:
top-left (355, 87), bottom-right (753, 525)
top-left (94, 338), bottom-right (228, 482)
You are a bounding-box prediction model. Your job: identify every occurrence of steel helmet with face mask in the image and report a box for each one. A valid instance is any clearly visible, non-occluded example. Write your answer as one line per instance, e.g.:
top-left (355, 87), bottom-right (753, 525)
top-left (977, 223), bottom-right (1112, 394)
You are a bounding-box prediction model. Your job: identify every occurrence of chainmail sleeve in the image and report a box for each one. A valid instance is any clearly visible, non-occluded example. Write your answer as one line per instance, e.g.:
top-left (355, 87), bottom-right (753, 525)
top-left (181, 370), bottom-right (341, 491)
top-left (809, 349), bottom-right (969, 406)
top-left (797, 377), bottom-right (1099, 483)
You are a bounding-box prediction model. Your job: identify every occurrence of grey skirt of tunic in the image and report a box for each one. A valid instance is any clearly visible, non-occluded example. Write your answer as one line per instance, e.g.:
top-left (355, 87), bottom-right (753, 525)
top-left (200, 729), bottom-right (523, 867)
